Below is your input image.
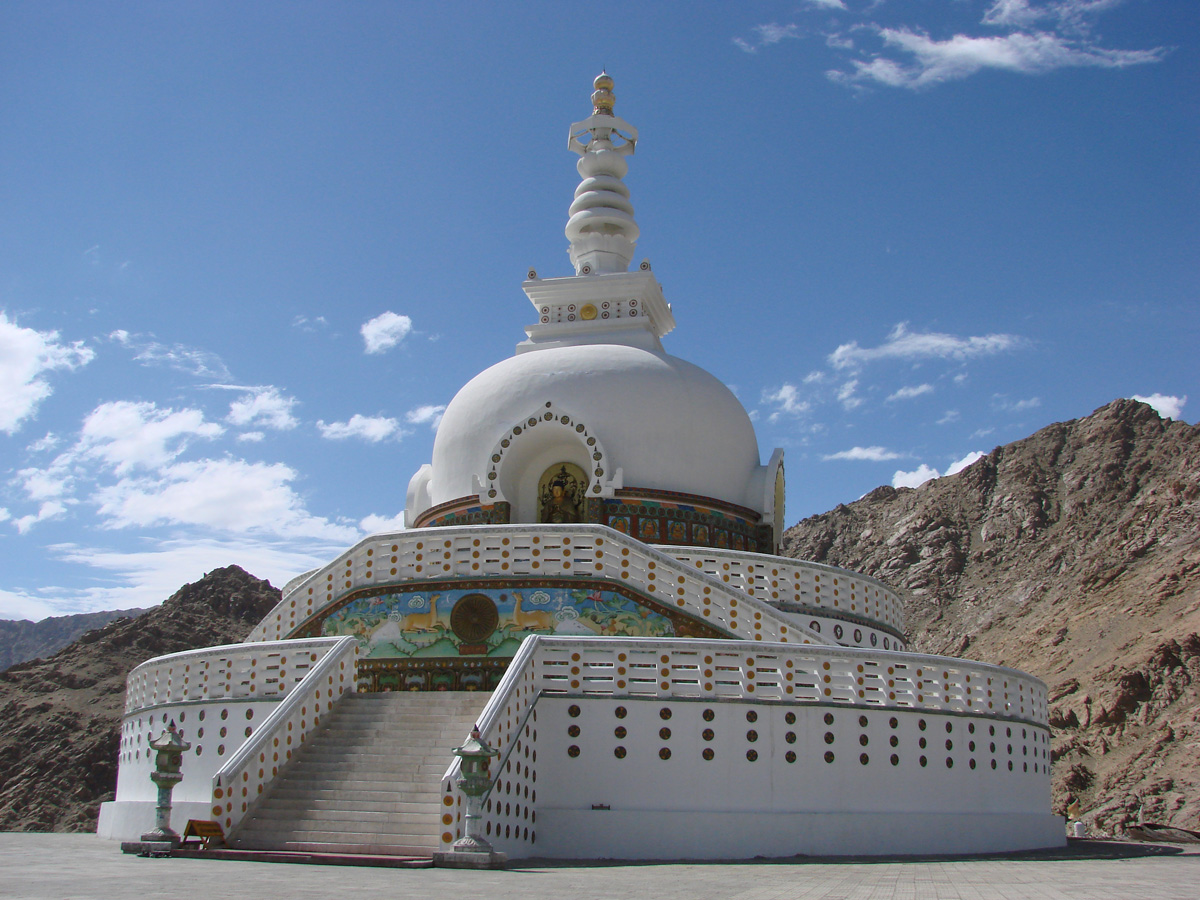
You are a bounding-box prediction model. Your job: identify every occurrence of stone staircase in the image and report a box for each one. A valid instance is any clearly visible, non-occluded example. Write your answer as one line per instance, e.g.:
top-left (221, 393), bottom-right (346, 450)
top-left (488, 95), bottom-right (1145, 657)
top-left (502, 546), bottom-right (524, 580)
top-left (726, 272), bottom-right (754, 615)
top-left (232, 691), bottom-right (489, 856)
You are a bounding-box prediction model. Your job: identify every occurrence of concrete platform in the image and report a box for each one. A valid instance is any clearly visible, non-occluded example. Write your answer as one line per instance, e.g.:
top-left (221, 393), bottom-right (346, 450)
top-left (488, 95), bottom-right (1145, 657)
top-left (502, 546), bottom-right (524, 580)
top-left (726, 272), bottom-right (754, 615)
top-left (2, 832), bottom-right (1198, 900)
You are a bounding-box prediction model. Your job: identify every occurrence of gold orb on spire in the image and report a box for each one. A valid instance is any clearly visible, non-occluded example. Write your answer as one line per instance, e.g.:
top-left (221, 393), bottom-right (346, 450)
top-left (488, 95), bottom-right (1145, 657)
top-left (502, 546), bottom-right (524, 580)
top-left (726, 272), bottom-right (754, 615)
top-left (591, 71), bottom-right (615, 116)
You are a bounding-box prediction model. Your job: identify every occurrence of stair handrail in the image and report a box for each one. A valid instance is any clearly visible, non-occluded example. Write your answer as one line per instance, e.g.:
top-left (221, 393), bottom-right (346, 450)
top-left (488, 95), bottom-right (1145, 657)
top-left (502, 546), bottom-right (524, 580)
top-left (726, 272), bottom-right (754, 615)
top-left (441, 631), bottom-right (545, 789)
top-left (211, 635), bottom-right (359, 836)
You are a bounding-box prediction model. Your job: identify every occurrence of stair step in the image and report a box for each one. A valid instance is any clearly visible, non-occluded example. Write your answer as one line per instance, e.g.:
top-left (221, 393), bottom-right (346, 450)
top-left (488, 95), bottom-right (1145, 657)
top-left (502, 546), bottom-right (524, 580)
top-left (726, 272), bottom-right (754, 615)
top-left (234, 839), bottom-right (439, 856)
top-left (235, 690), bottom-right (489, 856)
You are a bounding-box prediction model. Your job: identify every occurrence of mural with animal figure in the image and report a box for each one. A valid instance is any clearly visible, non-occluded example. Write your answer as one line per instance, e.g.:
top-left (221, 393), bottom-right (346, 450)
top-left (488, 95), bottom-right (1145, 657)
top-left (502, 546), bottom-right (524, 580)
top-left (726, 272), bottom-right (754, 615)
top-left (318, 582), bottom-right (679, 661)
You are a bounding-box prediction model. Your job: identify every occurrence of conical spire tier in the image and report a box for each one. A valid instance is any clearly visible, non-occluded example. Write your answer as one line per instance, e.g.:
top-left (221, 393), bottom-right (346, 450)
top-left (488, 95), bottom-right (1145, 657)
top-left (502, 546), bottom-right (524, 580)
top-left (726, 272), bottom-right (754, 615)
top-left (566, 73), bottom-right (640, 276)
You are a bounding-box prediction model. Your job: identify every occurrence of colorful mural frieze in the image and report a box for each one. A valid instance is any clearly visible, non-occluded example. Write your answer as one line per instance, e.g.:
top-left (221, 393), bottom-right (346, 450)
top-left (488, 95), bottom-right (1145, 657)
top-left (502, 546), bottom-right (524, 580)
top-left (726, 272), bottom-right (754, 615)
top-left (416, 499), bottom-right (511, 528)
top-left (314, 584), bottom-right (682, 663)
top-left (600, 492), bottom-right (772, 553)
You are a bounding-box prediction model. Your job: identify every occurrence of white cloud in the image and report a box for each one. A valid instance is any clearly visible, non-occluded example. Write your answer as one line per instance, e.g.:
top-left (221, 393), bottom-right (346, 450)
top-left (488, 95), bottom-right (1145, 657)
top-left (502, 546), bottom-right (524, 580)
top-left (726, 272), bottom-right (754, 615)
top-left (824, 446), bottom-right (903, 462)
top-left (892, 464), bottom-right (940, 489)
top-left (762, 383), bottom-right (812, 424)
top-left (946, 450), bottom-right (986, 475)
top-left (92, 458), bottom-right (359, 542)
top-left (0, 508), bottom-right (9, 523)
top-left (317, 414), bottom-right (403, 442)
top-left (937, 410), bottom-right (961, 425)
top-left (734, 22), bottom-right (802, 54)
top-left (27, 432), bottom-right (61, 453)
top-left (971, 426), bottom-right (995, 439)
top-left (405, 404), bottom-right (446, 430)
top-left (1131, 393), bottom-right (1186, 420)
top-left (891, 448), bottom-right (986, 489)
top-left (13, 536), bottom-right (348, 618)
top-left (830, 322), bottom-right (1024, 370)
top-left (360, 512), bottom-right (407, 534)
top-left (887, 383), bottom-right (934, 402)
top-left (983, 0), bottom-right (1124, 32)
top-left (111, 330), bottom-right (231, 380)
top-left (833, 25), bottom-right (1165, 90)
top-left (237, 431), bottom-right (265, 442)
top-left (993, 394), bottom-right (1041, 413)
top-left (78, 400), bottom-right (223, 474)
top-left (14, 500), bottom-right (68, 533)
top-left (226, 386), bottom-right (299, 431)
top-left (805, 0), bottom-right (847, 10)
top-left (0, 312), bottom-right (95, 434)
top-left (361, 311), bottom-right (413, 354)
top-left (291, 314), bottom-right (328, 332)
top-left (16, 465), bottom-right (71, 501)
top-left (837, 379), bottom-right (864, 410)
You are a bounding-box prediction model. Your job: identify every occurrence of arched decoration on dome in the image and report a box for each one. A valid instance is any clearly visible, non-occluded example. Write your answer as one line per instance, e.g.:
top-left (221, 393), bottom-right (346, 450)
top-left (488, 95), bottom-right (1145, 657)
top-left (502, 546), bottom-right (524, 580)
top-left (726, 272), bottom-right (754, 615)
top-left (479, 403), bottom-right (619, 521)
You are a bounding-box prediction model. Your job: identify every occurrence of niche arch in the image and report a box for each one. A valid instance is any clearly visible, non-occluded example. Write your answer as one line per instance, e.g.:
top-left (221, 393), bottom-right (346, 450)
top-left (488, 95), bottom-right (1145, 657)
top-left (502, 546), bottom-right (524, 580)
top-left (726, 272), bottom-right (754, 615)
top-left (479, 403), bottom-right (619, 522)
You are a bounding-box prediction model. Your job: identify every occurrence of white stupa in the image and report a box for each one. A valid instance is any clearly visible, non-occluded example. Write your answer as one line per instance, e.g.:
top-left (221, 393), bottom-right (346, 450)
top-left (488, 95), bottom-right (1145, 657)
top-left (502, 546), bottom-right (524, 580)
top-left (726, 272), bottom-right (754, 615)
top-left (99, 74), bottom-right (1063, 861)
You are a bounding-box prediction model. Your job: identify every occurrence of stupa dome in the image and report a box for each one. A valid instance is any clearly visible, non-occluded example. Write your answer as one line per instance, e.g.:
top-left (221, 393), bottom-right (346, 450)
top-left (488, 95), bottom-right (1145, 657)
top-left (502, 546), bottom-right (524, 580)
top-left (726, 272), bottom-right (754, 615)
top-left (423, 342), bottom-right (764, 522)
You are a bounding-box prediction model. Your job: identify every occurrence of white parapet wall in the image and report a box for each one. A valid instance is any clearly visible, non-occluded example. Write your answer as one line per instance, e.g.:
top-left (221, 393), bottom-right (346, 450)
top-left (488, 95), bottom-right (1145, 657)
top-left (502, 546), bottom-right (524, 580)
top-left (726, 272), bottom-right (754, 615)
top-left (98, 636), bottom-right (358, 840)
top-left (249, 524), bottom-right (857, 648)
top-left (441, 635), bottom-right (1063, 859)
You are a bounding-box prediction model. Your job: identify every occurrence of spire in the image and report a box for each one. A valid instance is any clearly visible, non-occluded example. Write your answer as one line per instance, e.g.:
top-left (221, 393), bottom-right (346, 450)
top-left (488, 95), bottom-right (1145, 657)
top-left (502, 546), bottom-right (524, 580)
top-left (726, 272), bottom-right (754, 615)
top-left (566, 72), bottom-right (640, 276)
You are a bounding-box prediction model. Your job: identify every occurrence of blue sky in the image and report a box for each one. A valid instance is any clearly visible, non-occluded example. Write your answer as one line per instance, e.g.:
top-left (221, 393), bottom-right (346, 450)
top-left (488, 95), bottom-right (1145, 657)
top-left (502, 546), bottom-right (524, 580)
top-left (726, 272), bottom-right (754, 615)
top-left (1, 1), bottom-right (1195, 619)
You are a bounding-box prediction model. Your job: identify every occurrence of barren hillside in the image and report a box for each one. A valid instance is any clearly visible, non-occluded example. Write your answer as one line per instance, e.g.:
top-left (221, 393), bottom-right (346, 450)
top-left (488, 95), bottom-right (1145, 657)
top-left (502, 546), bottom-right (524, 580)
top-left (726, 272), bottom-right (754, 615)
top-left (783, 399), bottom-right (1200, 835)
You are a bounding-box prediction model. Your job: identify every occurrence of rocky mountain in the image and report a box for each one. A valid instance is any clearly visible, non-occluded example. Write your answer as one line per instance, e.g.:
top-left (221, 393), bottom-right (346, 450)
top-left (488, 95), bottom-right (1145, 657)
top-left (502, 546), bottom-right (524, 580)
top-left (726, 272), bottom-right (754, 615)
top-left (0, 566), bottom-right (279, 832)
top-left (783, 398), bottom-right (1200, 836)
top-left (0, 609), bottom-right (145, 673)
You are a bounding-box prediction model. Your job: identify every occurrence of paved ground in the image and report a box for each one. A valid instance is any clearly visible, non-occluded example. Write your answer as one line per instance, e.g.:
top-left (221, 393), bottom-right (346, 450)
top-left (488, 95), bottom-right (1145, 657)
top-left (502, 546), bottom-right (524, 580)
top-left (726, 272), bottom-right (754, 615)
top-left (2, 834), bottom-right (1198, 900)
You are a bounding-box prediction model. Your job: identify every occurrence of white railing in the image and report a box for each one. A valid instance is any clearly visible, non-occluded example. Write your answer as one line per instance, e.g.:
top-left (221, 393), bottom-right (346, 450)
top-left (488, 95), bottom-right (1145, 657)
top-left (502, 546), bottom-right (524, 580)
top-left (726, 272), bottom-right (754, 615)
top-left (213, 636), bottom-right (360, 839)
top-left (439, 632), bottom-right (542, 852)
top-left (432, 634), bottom-right (1049, 854)
top-left (249, 524), bottom-right (832, 649)
top-left (664, 546), bottom-right (905, 634)
top-left (123, 638), bottom-right (348, 716)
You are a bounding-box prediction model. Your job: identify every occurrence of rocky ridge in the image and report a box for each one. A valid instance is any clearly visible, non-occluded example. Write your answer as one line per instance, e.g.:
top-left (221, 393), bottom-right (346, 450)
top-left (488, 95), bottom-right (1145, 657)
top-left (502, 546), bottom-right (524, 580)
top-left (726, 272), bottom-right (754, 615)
top-left (0, 566), bottom-right (279, 831)
top-left (783, 399), bottom-right (1200, 835)
top-left (0, 609), bottom-right (144, 673)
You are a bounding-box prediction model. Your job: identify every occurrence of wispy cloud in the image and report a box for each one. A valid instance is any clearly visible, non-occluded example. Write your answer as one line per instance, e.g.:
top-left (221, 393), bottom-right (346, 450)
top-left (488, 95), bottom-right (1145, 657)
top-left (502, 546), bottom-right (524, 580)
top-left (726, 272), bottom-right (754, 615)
top-left (830, 323), bottom-right (1025, 371)
top-left (826, 0), bottom-right (1166, 90)
top-left (824, 445), bottom-right (903, 462)
top-left (1131, 393), bottom-right (1186, 420)
top-left (291, 314), bottom-right (328, 332)
top-left (361, 311), bottom-right (413, 355)
top-left (837, 379), bottom-right (864, 410)
top-left (405, 404), bottom-right (446, 430)
top-left (734, 22), bottom-right (802, 54)
top-left (110, 329), bottom-right (231, 380)
top-left (317, 413), bottom-right (403, 442)
top-left (0, 312), bottom-right (95, 434)
top-left (993, 394), bottom-right (1041, 413)
top-left (762, 383), bottom-right (812, 424)
top-left (887, 383), bottom-right (934, 402)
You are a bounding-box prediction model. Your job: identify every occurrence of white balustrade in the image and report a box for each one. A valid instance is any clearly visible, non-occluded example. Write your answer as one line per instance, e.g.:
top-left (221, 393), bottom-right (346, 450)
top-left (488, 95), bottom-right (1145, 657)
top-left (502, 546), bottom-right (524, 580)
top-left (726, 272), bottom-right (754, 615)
top-left (664, 546), bottom-right (904, 633)
top-left (123, 638), bottom-right (348, 716)
top-left (435, 634), bottom-right (1049, 855)
top-left (249, 524), bottom-right (833, 649)
top-left (213, 636), bottom-right (360, 838)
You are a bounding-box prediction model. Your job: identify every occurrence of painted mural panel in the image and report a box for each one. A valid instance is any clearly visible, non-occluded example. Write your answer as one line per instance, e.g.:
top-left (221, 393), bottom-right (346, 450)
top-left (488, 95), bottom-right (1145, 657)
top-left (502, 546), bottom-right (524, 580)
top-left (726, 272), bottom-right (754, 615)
top-left (320, 585), bottom-right (677, 660)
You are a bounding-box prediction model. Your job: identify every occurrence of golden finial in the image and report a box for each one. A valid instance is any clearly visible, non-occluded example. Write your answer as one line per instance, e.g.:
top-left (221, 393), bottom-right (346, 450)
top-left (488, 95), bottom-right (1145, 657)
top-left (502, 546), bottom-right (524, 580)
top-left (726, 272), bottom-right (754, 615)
top-left (591, 71), bottom-right (615, 116)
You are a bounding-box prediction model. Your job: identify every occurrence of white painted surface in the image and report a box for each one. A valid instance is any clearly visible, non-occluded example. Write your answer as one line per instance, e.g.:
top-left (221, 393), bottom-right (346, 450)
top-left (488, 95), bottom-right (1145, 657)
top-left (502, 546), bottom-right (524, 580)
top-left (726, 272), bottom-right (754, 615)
top-left (426, 345), bottom-right (765, 515)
